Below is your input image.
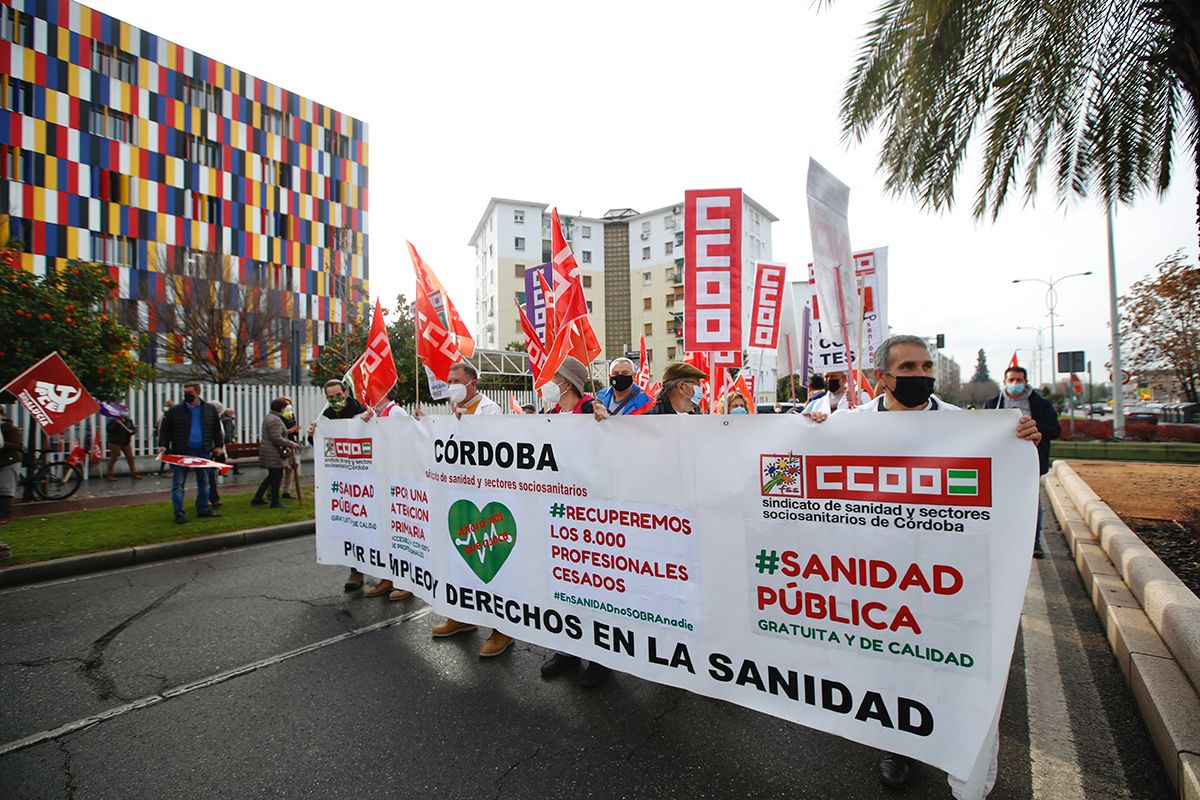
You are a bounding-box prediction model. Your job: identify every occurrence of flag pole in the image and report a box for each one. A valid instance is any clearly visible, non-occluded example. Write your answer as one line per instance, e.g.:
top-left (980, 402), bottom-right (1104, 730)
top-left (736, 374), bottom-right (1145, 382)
top-left (413, 306), bottom-right (420, 408)
top-left (832, 264), bottom-right (857, 408)
top-left (855, 282), bottom-right (868, 401)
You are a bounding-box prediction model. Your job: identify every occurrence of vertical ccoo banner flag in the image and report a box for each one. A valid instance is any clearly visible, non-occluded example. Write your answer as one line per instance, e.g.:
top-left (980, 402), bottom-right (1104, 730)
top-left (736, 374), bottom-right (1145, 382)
top-left (684, 188), bottom-right (743, 354)
top-left (749, 261), bottom-right (787, 349)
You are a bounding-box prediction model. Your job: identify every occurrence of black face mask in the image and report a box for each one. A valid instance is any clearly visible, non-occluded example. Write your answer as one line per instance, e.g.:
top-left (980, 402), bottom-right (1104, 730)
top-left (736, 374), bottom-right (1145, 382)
top-left (890, 376), bottom-right (936, 408)
top-left (610, 374), bottom-right (634, 392)
top-left (827, 379), bottom-right (841, 393)
top-left (183, 392), bottom-right (196, 404)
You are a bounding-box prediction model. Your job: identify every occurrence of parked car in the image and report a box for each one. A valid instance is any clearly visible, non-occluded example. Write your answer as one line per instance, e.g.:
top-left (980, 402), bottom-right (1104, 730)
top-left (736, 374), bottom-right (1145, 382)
top-left (1086, 402), bottom-right (1109, 416)
top-left (1125, 406), bottom-right (1160, 424)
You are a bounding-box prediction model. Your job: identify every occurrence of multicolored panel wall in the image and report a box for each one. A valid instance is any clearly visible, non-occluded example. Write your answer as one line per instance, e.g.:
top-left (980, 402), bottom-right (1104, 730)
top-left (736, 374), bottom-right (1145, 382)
top-left (0, 0), bottom-right (369, 370)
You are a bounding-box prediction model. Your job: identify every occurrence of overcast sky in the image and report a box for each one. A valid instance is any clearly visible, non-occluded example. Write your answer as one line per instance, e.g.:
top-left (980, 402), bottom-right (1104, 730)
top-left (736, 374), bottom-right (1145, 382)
top-left (90, 0), bottom-right (1199, 385)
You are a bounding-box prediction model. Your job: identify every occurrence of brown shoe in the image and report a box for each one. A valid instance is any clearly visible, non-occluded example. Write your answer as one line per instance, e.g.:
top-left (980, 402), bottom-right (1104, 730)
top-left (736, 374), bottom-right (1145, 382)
top-left (388, 588), bottom-right (412, 601)
top-left (131, 474), bottom-right (143, 480)
top-left (104, 475), bottom-right (117, 481)
top-left (479, 631), bottom-right (515, 658)
top-left (362, 580), bottom-right (394, 597)
top-left (431, 619), bottom-right (478, 638)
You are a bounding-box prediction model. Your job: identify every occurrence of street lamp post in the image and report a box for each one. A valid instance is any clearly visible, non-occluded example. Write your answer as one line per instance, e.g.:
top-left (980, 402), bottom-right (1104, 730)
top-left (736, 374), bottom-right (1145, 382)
top-left (1013, 272), bottom-right (1093, 394)
top-left (1016, 323), bottom-right (1064, 389)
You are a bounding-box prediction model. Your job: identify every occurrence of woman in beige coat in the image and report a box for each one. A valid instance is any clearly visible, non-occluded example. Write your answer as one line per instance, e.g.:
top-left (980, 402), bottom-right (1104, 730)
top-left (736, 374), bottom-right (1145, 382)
top-left (252, 398), bottom-right (292, 508)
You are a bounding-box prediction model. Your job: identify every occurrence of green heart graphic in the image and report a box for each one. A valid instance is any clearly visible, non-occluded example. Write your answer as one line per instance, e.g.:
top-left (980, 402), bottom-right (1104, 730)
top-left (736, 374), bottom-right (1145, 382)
top-left (448, 500), bottom-right (518, 584)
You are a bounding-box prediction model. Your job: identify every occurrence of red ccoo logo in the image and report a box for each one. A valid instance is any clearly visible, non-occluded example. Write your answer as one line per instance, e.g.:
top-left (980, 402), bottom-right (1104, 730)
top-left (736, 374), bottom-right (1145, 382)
top-left (331, 438), bottom-right (373, 460)
top-left (803, 456), bottom-right (992, 507)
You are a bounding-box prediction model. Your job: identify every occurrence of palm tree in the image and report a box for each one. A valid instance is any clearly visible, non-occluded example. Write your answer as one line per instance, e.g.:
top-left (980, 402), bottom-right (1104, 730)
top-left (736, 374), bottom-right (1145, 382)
top-left (829, 1), bottom-right (1200, 240)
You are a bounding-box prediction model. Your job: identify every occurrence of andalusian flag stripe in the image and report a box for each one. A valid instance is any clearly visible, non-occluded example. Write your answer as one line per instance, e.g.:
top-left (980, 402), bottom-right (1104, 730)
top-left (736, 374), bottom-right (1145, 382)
top-left (947, 469), bottom-right (978, 495)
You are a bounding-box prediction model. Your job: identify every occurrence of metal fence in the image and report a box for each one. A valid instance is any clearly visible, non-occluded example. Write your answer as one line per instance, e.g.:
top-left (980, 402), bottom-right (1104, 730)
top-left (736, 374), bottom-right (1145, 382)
top-left (2, 382), bottom-right (543, 458)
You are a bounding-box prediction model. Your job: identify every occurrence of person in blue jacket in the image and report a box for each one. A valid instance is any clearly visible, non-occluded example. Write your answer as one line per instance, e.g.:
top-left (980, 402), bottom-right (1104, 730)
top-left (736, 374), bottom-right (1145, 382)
top-left (593, 357), bottom-right (652, 418)
top-left (984, 365), bottom-right (1062, 557)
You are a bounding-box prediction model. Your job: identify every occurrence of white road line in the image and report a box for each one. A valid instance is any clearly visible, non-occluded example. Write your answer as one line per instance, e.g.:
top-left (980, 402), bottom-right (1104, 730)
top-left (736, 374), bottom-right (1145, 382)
top-left (0, 536), bottom-right (315, 595)
top-left (0, 606), bottom-right (431, 758)
top-left (1022, 561), bottom-right (1086, 799)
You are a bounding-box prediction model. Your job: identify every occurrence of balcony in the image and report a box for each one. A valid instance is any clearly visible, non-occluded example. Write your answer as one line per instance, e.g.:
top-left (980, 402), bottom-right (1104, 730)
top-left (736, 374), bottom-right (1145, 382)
top-left (667, 269), bottom-right (682, 285)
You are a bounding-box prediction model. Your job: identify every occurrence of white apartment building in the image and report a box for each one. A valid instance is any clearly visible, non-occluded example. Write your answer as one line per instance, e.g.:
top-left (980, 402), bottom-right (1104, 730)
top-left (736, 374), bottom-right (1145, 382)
top-left (468, 194), bottom-right (779, 402)
top-left (468, 198), bottom-right (607, 352)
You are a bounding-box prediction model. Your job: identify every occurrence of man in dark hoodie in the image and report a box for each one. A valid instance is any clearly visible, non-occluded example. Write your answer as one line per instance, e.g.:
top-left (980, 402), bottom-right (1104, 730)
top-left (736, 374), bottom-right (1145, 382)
top-left (984, 365), bottom-right (1061, 557)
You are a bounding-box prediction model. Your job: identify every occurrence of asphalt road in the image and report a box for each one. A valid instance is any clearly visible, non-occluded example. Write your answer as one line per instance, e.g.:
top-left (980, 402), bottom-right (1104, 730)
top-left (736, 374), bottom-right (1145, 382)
top-left (0, 502), bottom-right (1171, 799)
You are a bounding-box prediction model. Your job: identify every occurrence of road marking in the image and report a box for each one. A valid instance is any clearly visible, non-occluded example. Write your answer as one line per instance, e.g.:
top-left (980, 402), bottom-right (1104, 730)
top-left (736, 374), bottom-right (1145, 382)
top-left (0, 606), bottom-right (431, 758)
top-left (1022, 560), bottom-right (1086, 799)
top-left (0, 536), bottom-right (314, 595)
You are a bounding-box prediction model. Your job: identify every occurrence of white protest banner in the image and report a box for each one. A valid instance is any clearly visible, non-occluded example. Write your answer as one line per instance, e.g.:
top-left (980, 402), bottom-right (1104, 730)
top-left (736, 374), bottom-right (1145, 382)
top-left (316, 412), bottom-right (1036, 779)
top-left (807, 248), bottom-right (890, 374)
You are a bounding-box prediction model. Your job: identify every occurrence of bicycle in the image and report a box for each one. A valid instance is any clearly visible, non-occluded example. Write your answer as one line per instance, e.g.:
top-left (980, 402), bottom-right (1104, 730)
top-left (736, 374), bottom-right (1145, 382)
top-left (20, 448), bottom-right (83, 501)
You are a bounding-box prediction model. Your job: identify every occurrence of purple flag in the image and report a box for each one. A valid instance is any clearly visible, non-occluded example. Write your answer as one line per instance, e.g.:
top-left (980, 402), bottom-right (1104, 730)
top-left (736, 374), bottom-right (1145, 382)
top-left (99, 401), bottom-right (127, 418)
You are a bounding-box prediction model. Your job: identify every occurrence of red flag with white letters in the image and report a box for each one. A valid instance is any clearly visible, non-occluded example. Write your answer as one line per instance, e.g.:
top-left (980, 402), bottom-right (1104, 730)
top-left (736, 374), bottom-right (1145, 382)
top-left (408, 241), bottom-right (475, 363)
top-left (636, 335), bottom-right (651, 387)
top-left (1, 352), bottom-right (100, 436)
top-left (409, 244), bottom-right (468, 381)
top-left (549, 209), bottom-right (602, 364)
top-left (349, 299), bottom-right (398, 408)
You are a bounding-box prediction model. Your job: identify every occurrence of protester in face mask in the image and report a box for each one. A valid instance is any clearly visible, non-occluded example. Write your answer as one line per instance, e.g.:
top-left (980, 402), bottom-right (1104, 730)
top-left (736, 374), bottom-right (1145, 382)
top-left (430, 361), bottom-right (511, 657)
top-left (725, 394), bottom-right (750, 414)
top-left (307, 380), bottom-right (373, 592)
top-left (811, 369), bottom-right (871, 415)
top-left (645, 362), bottom-right (707, 415)
top-left (984, 366), bottom-right (1060, 558)
top-left (157, 381), bottom-right (225, 525)
top-left (801, 374), bottom-right (827, 416)
top-left (104, 414), bottom-right (140, 480)
top-left (593, 357), bottom-right (651, 419)
top-left (252, 398), bottom-right (292, 510)
top-left (810, 335), bottom-right (1041, 798)
top-left (445, 362), bottom-right (501, 418)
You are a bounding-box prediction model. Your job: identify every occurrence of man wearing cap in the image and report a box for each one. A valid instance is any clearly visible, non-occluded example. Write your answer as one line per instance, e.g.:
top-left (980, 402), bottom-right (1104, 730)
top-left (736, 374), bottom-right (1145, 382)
top-left (539, 357), bottom-right (595, 414)
top-left (645, 362), bottom-right (707, 415)
top-left (593, 357), bottom-right (652, 419)
top-left (812, 334), bottom-right (1040, 798)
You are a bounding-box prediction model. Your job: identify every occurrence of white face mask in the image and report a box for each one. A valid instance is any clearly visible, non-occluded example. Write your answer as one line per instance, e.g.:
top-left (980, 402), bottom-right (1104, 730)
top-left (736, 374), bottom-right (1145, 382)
top-left (541, 382), bottom-right (562, 406)
top-left (447, 383), bottom-right (468, 405)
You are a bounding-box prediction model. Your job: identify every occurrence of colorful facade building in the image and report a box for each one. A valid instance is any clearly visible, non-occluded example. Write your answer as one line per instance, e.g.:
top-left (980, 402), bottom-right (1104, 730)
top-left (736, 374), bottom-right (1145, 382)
top-left (0, 0), bottom-right (369, 376)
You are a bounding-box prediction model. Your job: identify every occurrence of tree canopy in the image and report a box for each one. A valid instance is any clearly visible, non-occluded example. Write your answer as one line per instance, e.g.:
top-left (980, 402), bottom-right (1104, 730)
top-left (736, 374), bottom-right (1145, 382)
top-left (1121, 250), bottom-right (1200, 402)
top-left (0, 233), bottom-right (154, 400)
top-left (831, 1), bottom-right (1200, 236)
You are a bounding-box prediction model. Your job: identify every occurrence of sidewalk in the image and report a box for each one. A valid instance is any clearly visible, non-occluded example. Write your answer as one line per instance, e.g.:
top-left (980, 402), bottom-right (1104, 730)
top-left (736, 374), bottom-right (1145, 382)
top-left (14, 468), bottom-right (313, 518)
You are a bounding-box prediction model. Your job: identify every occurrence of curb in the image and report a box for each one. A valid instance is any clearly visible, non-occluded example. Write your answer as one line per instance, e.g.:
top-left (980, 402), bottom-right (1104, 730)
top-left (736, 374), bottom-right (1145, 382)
top-left (0, 521), bottom-right (315, 589)
top-left (1045, 462), bottom-right (1200, 798)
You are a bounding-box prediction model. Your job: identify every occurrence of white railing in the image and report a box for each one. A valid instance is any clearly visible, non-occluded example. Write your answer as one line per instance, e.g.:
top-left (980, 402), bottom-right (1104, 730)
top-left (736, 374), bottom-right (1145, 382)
top-left (2, 383), bottom-right (543, 458)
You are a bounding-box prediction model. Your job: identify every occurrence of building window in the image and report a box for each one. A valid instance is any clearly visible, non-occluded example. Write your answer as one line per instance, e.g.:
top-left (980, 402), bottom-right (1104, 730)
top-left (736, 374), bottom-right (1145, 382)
top-left (514, 236), bottom-right (526, 251)
top-left (642, 247), bottom-right (650, 260)
top-left (581, 225), bottom-right (591, 239)
top-left (1, 145), bottom-right (29, 183)
top-left (1, 7), bottom-right (33, 46)
top-left (642, 220), bottom-right (651, 234)
top-left (90, 234), bottom-right (138, 269)
top-left (643, 297), bottom-right (652, 311)
top-left (644, 323), bottom-right (653, 336)
top-left (586, 301), bottom-right (593, 313)
top-left (664, 215), bottom-right (676, 229)
top-left (582, 275), bottom-right (592, 288)
top-left (1, 77), bottom-right (34, 115)
top-left (581, 250), bottom-right (592, 263)
top-left (324, 128), bottom-right (351, 157)
top-left (647, 349), bottom-right (653, 363)
top-left (185, 133), bottom-right (222, 168)
top-left (90, 106), bottom-right (138, 145)
top-left (182, 75), bottom-right (221, 114)
top-left (515, 319), bottom-right (523, 334)
top-left (514, 210), bottom-right (525, 224)
top-left (675, 232), bottom-right (684, 247)
top-left (515, 264), bottom-right (525, 278)
top-left (667, 347), bottom-right (676, 359)
top-left (664, 241), bottom-right (674, 255)
top-left (92, 41), bottom-right (138, 84)
top-left (642, 272), bottom-right (652, 285)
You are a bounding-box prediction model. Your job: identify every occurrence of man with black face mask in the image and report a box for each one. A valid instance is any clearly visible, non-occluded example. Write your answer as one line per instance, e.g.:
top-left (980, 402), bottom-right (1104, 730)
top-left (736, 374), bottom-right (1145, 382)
top-left (812, 334), bottom-right (1041, 798)
top-left (593, 357), bottom-right (652, 419)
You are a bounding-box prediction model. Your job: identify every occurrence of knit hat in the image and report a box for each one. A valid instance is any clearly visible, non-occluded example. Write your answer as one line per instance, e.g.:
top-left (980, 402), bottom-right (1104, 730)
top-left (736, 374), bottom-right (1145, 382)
top-left (556, 356), bottom-right (589, 395)
top-left (662, 362), bottom-right (707, 383)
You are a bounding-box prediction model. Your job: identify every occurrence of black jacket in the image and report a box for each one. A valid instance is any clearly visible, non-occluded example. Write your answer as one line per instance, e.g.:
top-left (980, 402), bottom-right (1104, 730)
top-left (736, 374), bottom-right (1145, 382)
top-left (158, 400), bottom-right (225, 455)
top-left (308, 397), bottom-right (368, 443)
top-left (644, 395), bottom-right (698, 415)
top-left (1, 419), bottom-right (23, 468)
top-left (985, 390), bottom-right (1061, 474)
top-left (106, 418), bottom-right (136, 447)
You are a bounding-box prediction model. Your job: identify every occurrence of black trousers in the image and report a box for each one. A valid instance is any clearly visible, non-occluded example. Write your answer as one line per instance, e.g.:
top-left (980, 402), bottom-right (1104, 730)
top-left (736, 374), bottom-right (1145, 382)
top-left (255, 467), bottom-right (284, 505)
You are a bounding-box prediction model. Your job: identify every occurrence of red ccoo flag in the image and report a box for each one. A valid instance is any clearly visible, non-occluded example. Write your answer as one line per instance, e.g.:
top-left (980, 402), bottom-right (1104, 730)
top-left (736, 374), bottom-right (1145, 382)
top-left (636, 335), bottom-right (651, 388)
top-left (549, 209), bottom-right (602, 364)
top-left (349, 299), bottom-right (398, 408)
top-left (2, 352), bottom-right (100, 436)
top-left (409, 243), bottom-right (470, 381)
top-left (516, 298), bottom-right (550, 386)
top-left (408, 241), bottom-right (475, 357)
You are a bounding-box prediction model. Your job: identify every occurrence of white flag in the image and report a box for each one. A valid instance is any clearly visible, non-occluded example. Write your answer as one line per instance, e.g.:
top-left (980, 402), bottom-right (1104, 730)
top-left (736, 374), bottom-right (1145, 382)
top-left (806, 159), bottom-right (860, 362)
